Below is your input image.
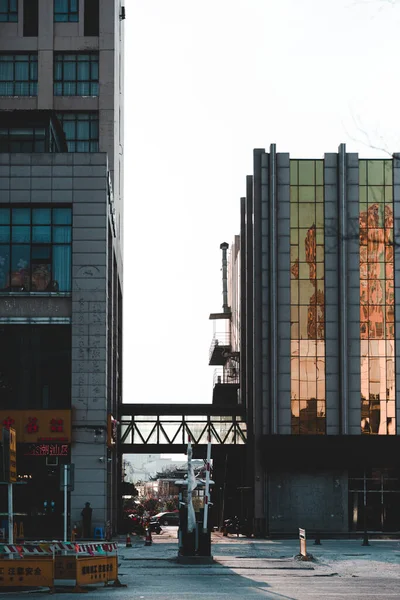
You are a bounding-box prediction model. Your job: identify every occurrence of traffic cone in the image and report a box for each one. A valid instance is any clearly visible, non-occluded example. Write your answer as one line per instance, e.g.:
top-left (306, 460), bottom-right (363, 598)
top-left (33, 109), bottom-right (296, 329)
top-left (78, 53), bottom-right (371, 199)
top-left (126, 533), bottom-right (132, 548)
top-left (144, 527), bottom-right (152, 547)
top-left (71, 524), bottom-right (78, 542)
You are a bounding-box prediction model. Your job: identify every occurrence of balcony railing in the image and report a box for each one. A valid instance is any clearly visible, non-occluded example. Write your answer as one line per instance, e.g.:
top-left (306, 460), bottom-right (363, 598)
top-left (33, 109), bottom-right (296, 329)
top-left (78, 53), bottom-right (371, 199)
top-left (213, 367), bottom-right (239, 386)
top-left (209, 332), bottom-right (231, 364)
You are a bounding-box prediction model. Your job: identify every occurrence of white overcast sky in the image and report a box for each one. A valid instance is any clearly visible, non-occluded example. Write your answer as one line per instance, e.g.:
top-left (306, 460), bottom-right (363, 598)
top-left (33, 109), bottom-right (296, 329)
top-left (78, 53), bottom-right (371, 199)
top-left (122, 0), bottom-right (399, 406)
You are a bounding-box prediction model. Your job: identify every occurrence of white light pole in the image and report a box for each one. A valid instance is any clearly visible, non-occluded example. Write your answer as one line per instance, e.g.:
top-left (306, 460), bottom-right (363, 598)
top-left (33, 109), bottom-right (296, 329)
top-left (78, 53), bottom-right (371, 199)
top-left (203, 436), bottom-right (212, 533)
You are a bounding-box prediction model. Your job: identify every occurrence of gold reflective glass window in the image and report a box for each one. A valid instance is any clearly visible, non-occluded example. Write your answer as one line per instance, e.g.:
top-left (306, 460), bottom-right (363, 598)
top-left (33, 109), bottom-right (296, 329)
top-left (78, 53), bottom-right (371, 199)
top-left (316, 204), bottom-right (324, 228)
top-left (316, 186), bottom-right (324, 203)
top-left (315, 161), bottom-right (323, 185)
top-left (359, 161), bottom-right (367, 185)
top-left (385, 186), bottom-right (393, 203)
top-left (384, 160), bottom-right (393, 186)
top-left (299, 186), bottom-right (315, 202)
top-left (290, 202), bottom-right (298, 228)
top-left (298, 161), bottom-right (315, 185)
top-left (298, 203), bottom-right (315, 227)
top-left (359, 158), bottom-right (396, 435)
top-left (367, 160), bottom-right (384, 185)
top-left (290, 186), bottom-right (298, 203)
top-left (290, 161), bottom-right (298, 185)
top-left (291, 158), bottom-right (325, 434)
top-left (368, 186), bottom-right (384, 205)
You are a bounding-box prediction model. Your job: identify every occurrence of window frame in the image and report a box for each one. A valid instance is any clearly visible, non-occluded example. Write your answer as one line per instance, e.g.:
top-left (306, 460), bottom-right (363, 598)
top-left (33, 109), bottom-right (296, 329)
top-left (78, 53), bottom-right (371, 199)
top-left (54, 0), bottom-right (78, 22)
top-left (0, 206), bottom-right (72, 295)
top-left (56, 111), bottom-right (99, 152)
top-left (0, 0), bottom-right (17, 22)
top-left (0, 53), bottom-right (38, 97)
top-left (54, 53), bottom-right (99, 96)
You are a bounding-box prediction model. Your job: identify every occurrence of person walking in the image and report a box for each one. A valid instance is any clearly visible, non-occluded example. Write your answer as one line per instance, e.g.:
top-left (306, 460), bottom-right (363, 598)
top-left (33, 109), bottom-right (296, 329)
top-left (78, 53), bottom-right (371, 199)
top-left (81, 502), bottom-right (93, 539)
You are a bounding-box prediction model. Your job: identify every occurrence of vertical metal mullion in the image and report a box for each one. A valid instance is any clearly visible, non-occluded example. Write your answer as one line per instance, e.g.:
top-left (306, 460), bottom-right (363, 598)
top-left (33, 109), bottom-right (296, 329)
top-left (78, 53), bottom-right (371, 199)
top-left (338, 143), bottom-right (348, 434)
top-left (12, 55), bottom-right (15, 95)
top-left (270, 144), bottom-right (278, 434)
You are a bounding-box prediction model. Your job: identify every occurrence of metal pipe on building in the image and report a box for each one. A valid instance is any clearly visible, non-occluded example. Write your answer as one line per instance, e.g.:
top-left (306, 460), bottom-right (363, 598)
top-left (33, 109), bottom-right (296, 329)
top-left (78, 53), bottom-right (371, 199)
top-left (220, 242), bottom-right (229, 313)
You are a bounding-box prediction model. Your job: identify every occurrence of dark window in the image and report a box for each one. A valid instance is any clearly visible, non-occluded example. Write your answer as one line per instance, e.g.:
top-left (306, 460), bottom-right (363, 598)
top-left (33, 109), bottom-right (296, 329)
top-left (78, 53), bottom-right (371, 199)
top-left (54, 53), bottom-right (99, 96)
top-left (84, 0), bottom-right (99, 36)
top-left (56, 112), bottom-right (99, 152)
top-left (0, 206), bottom-right (72, 293)
top-left (0, 54), bottom-right (38, 96)
top-left (0, 0), bottom-right (17, 22)
top-left (23, 0), bottom-right (38, 36)
top-left (54, 0), bottom-right (78, 22)
top-left (0, 126), bottom-right (45, 152)
top-left (0, 325), bottom-right (71, 409)
top-left (0, 111), bottom-right (68, 152)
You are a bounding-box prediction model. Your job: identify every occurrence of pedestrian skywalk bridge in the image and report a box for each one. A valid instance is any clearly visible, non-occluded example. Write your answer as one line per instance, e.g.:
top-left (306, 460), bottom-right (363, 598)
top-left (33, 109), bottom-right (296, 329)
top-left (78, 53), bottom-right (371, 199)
top-left (119, 404), bottom-right (247, 453)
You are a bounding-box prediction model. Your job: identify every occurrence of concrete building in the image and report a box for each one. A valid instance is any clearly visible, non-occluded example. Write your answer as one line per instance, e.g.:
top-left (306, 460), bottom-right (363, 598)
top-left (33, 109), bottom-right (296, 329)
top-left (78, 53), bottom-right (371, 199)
top-left (218, 144), bottom-right (400, 536)
top-left (0, 0), bottom-right (124, 539)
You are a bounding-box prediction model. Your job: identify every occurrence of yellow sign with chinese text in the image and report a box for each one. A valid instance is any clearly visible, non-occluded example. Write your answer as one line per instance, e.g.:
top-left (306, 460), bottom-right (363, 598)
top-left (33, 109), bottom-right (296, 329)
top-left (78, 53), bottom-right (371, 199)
top-left (55, 555), bottom-right (76, 580)
top-left (76, 555), bottom-right (118, 586)
top-left (9, 428), bottom-right (16, 483)
top-left (0, 411), bottom-right (71, 443)
top-left (107, 414), bottom-right (117, 448)
top-left (0, 558), bottom-right (54, 589)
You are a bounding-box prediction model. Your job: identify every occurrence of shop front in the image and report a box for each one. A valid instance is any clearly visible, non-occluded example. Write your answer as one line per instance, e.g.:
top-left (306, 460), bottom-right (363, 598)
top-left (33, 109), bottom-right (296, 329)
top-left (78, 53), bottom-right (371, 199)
top-left (0, 410), bottom-right (71, 540)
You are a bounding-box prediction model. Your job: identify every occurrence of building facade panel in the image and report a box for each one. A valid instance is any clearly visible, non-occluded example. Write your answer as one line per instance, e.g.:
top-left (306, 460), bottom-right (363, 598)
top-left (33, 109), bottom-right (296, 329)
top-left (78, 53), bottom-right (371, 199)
top-left (0, 0), bottom-right (123, 539)
top-left (236, 144), bottom-right (400, 535)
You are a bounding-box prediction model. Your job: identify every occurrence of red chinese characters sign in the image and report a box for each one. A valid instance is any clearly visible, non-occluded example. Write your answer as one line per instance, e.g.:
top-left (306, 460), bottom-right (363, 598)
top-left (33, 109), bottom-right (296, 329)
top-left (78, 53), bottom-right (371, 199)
top-left (24, 443), bottom-right (69, 457)
top-left (0, 411), bottom-right (71, 443)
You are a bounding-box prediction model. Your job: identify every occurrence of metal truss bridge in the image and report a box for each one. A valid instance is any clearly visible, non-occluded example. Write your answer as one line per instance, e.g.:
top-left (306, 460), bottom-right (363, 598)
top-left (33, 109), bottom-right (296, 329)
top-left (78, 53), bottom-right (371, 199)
top-left (119, 404), bottom-right (247, 455)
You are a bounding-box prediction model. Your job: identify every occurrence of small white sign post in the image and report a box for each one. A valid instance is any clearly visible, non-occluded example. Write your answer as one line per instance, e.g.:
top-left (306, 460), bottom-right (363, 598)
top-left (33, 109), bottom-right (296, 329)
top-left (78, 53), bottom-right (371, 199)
top-left (63, 465), bottom-right (68, 542)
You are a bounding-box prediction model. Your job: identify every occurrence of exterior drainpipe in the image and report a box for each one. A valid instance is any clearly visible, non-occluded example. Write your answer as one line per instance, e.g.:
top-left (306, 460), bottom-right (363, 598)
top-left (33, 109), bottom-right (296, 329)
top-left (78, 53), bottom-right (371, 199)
top-left (220, 242), bottom-right (229, 313)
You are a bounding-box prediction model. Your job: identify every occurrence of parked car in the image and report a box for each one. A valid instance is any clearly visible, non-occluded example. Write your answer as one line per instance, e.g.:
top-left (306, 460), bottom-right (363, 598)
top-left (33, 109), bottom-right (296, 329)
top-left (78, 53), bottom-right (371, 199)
top-left (150, 512), bottom-right (180, 526)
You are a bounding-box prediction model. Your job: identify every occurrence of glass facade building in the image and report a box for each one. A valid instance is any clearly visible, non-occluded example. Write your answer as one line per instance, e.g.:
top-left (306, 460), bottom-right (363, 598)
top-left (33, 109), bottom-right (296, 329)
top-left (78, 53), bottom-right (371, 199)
top-left (359, 160), bottom-right (396, 435)
top-left (239, 144), bottom-right (400, 537)
top-left (290, 160), bottom-right (326, 434)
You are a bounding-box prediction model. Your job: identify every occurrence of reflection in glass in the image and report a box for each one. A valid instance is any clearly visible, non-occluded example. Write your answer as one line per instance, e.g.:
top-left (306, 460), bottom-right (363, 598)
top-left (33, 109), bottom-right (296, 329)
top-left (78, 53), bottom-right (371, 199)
top-left (290, 160), bottom-right (326, 434)
top-left (360, 160), bottom-right (395, 434)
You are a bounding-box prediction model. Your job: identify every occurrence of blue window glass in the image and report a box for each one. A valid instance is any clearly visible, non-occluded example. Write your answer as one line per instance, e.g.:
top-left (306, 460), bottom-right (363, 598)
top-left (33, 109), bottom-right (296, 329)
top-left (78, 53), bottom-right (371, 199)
top-left (33, 226), bottom-right (51, 243)
top-left (0, 0), bottom-right (17, 22)
top-left (54, 0), bottom-right (78, 22)
top-left (53, 208), bottom-right (72, 224)
top-left (0, 206), bottom-right (72, 293)
top-left (0, 209), bottom-right (10, 225)
top-left (32, 245), bottom-right (51, 260)
top-left (0, 246), bottom-right (10, 290)
top-left (12, 208), bottom-right (30, 224)
top-left (53, 226), bottom-right (71, 243)
top-left (12, 226), bottom-right (30, 243)
top-left (11, 245), bottom-right (30, 289)
top-left (53, 245), bottom-right (71, 291)
top-left (0, 227), bottom-right (9, 243)
top-left (32, 208), bottom-right (51, 225)
top-left (0, 54), bottom-right (38, 96)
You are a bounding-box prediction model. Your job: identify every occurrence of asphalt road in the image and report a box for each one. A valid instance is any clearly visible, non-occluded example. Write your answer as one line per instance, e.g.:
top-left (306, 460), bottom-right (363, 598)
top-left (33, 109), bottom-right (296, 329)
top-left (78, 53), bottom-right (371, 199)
top-left (0, 530), bottom-right (399, 599)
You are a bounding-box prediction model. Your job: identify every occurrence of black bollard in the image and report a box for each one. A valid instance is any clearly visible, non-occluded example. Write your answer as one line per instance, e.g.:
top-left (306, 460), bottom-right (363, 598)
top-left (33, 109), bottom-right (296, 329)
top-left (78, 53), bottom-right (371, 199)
top-left (314, 532), bottom-right (321, 545)
top-left (362, 532), bottom-right (369, 546)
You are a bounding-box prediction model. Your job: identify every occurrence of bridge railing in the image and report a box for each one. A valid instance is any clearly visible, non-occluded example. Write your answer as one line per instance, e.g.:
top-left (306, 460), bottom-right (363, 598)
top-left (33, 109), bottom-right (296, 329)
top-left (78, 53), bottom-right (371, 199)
top-left (120, 414), bottom-right (247, 446)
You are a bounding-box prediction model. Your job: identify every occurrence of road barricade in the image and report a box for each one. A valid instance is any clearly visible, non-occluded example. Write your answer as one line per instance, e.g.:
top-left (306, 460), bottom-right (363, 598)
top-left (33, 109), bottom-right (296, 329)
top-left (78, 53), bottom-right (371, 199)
top-left (0, 541), bottom-right (125, 593)
top-left (0, 557), bottom-right (54, 592)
